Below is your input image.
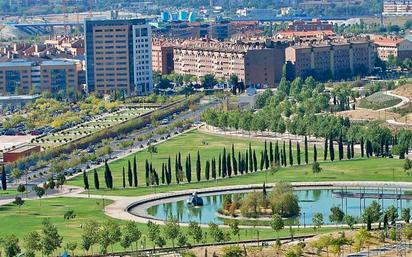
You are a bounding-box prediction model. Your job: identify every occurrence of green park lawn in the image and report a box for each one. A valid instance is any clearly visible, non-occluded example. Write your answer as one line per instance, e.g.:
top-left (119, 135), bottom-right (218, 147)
top-left (68, 130), bottom-right (402, 196)
top-left (0, 130), bottom-right (406, 254)
top-left (0, 196), bottom-right (339, 254)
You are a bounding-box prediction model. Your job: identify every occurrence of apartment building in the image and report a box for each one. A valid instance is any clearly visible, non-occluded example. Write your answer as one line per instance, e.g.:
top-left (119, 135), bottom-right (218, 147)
top-left (84, 19), bottom-right (153, 96)
top-left (285, 38), bottom-right (375, 80)
top-left (287, 19), bottom-right (333, 32)
top-left (152, 38), bottom-right (174, 75)
top-left (40, 59), bottom-right (82, 94)
top-left (0, 59), bottom-right (83, 95)
top-left (0, 60), bottom-right (33, 95)
top-left (173, 39), bottom-right (287, 87)
top-left (383, 1), bottom-right (412, 15)
top-left (373, 37), bottom-right (412, 61)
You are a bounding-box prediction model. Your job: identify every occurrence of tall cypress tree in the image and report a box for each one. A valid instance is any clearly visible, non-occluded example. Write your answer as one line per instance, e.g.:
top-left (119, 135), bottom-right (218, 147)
top-left (360, 137), bottom-right (365, 158)
top-left (282, 141), bottom-right (287, 167)
top-left (161, 163), bottom-right (165, 184)
top-left (253, 150), bottom-right (258, 172)
top-left (347, 143), bottom-right (351, 159)
top-left (264, 141), bottom-right (269, 169)
top-left (232, 144), bottom-right (238, 175)
top-left (280, 150), bottom-right (284, 166)
top-left (133, 155), bottom-right (138, 187)
top-left (1, 166), bottom-right (6, 191)
top-left (186, 154), bottom-right (192, 183)
top-left (237, 152), bottom-right (241, 175)
top-left (245, 151), bottom-right (249, 174)
top-left (196, 151), bottom-right (201, 182)
top-left (289, 140), bottom-right (293, 166)
top-left (175, 155), bottom-right (180, 184)
top-left (145, 159), bottom-right (150, 186)
top-left (304, 136), bottom-right (309, 164)
top-left (227, 153), bottom-right (232, 177)
top-left (93, 169), bottom-right (99, 190)
top-left (329, 136), bottom-right (335, 162)
top-left (83, 171), bottom-right (89, 190)
top-left (296, 142), bottom-right (301, 165)
top-left (338, 136), bottom-right (344, 161)
top-left (324, 137), bottom-right (328, 161)
top-left (205, 160), bottom-right (210, 180)
top-left (314, 144), bottom-right (318, 162)
top-left (275, 141), bottom-right (280, 164)
top-left (127, 160), bottom-right (133, 187)
top-left (218, 154), bottom-right (222, 177)
top-left (104, 160), bottom-right (112, 189)
top-left (269, 141), bottom-right (274, 164)
top-left (249, 143), bottom-right (253, 173)
top-left (351, 141), bottom-right (355, 159)
top-left (222, 148), bottom-right (227, 178)
top-left (168, 156), bottom-right (172, 185)
top-left (212, 158), bottom-right (216, 179)
top-left (260, 151), bottom-right (264, 171)
top-left (178, 152), bottom-right (182, 172)
top-left (122, 167), bottom-right (126, 188)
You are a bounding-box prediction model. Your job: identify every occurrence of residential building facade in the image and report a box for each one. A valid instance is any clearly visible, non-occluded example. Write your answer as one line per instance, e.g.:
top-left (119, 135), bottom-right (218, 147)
top-left (0, 59), bottom-right (83, 95)
top-left (373, 37), bottom-right (412, 61)
top-left (84, 18), bottom-right (153, 96)
top-left (152, 38), bottom-right (174, 74)
top-left (173, 39), bottom-right (287, 87)
top-left (285, 38), bottom-right (376, 80)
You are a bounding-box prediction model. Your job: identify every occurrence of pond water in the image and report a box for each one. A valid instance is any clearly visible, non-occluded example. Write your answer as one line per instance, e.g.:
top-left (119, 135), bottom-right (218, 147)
top-left (138, 188), bottom-right (412, 225)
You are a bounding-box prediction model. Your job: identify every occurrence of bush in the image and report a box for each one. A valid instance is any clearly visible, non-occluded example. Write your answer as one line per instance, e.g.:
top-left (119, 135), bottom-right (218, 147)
top-left (222, 246), bottom-right (244, 257)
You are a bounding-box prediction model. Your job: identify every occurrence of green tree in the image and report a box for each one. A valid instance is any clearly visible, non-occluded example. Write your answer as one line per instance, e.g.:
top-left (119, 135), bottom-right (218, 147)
top-left (83, 171), bottom-right (89, 191)
top-left (98, 220), bottom-right (121, 253)
top-left (13, 196), bottom-right (24, 214)
top-left (120, 221), bottom-right (141, 251)
top-left (23, 231), bottom-right (41, 257)
top-left (402, 208), bottom-right (411, 223)
top-left (329, 206), bottom-right (344, 226)
top-left (201, 74), bottom-right (217, 89)
top-left (164, 218), bottom-right (180, 249)
top-left (312, 162), bottom-right (322, 174)
top-left (93, 169), bottom-right (100, 190)
top-left (33, 186), bottom-right (45, 206)
top-left (1, 235), bottom-right (20, 257)
top-left (271, 214), bottom-right (285, 239)
top-left (63, 210), bottom-right (76, 222)
top-left (229, 220), bottom-right (240, 243)
top-left (344, 215), bottom-right (356, 230)
top-left (147, 221), bottom-right (161, 251)
top-left (41, 219), bottom-right (62, 257)
top-left (312, 213), bottom-right (324, 231)
top-left (81, 220), bottom-right (99, 254)
top-left (188, 221), bottom-right (203, 244)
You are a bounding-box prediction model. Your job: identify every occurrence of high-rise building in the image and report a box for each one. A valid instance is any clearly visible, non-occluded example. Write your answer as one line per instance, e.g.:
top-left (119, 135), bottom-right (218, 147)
top-left (84, 18), bottom-right (153, 96)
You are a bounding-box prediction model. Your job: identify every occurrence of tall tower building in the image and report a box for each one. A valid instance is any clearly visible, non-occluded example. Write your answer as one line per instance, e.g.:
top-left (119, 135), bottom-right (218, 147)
top-left (84, 18), bottom-right (153, 96)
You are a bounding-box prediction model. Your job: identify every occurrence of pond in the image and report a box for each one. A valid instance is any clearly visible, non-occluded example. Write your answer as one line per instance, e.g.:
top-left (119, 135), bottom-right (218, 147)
top-left (130, 188), bottom-right (412, 226)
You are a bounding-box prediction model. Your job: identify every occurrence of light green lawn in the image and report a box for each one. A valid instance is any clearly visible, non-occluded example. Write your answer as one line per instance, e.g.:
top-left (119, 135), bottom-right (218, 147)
top-left (68, 130), bottom-right (401, 196)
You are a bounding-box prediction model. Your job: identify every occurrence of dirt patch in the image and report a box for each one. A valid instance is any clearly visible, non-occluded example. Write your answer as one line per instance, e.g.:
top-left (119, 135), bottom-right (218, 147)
top-left (336, 109), bottom-right (403, 122)
top-left (393, 84), bottom-right (412, 100)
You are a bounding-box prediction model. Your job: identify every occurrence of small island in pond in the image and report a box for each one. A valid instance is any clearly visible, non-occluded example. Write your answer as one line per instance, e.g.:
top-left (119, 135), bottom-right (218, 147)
top-left (219, 182), bottom-right (300, 219)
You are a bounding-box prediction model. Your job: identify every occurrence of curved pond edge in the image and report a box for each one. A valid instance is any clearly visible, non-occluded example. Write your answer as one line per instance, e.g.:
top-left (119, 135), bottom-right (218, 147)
top-left (123, 181), bottom-right (412, 228)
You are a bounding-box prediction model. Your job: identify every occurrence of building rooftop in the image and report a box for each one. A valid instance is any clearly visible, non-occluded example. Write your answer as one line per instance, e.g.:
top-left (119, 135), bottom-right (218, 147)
top-left (0, 95), bottom-right (40, 100)
top-left (41, 59), bottom-right (80, 66)
top-left (0, 59), bottom-right (33, 67)
top-left (373, 37), bottom-right (406, 47)
top-left (5, 144), bottom-right (40, 154)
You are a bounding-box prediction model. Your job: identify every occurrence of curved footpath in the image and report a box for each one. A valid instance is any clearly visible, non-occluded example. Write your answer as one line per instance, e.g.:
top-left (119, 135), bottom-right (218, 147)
top-left (58, 181), bottom-right (412, 229)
